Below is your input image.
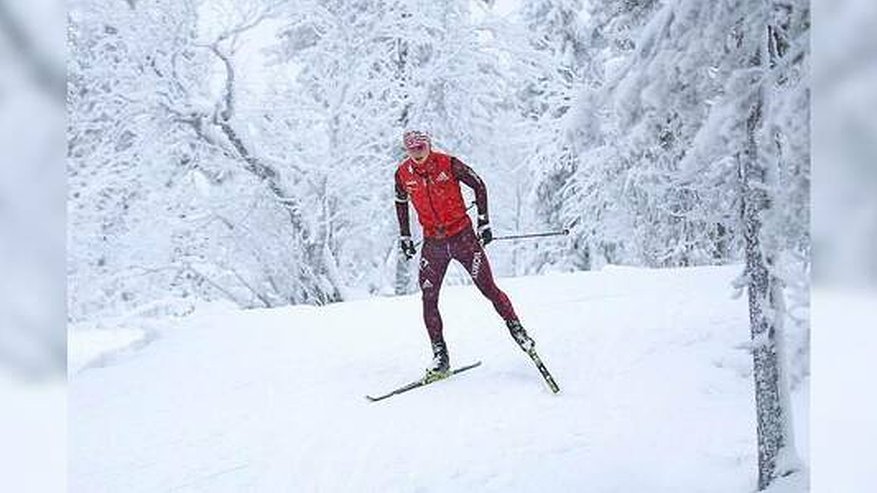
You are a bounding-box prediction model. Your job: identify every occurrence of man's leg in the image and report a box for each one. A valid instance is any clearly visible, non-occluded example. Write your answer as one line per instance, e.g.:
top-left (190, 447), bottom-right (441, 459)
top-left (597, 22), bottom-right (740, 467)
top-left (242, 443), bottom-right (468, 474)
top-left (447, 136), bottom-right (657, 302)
top-left (451, 228), bottom-right (518, 322)
top-left (452, 228), bottom-right (535, 351)
top-left (419, 238), bottom-right (451, 366)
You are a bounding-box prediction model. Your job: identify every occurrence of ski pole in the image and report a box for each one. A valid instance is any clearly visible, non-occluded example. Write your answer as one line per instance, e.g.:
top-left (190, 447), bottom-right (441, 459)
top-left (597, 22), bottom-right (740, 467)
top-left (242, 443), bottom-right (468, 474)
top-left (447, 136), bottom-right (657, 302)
top-left (411, 227), bottom-right (569, 249)
top-left (492, 228), bottom-right (570, 242)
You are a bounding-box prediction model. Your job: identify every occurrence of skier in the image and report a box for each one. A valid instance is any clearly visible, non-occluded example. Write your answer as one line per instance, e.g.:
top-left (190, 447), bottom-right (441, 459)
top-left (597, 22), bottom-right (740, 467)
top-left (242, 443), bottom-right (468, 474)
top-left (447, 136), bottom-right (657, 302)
top-left (394, 130), bottom-right (536, 381)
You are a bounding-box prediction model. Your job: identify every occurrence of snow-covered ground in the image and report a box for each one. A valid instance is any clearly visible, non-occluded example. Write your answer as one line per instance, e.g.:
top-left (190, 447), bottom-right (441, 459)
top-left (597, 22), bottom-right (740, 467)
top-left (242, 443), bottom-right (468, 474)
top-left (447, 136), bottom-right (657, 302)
top-left (0, 375), bottom-right (66, 493)
top-left (68, 265), bottom-right (809, 492)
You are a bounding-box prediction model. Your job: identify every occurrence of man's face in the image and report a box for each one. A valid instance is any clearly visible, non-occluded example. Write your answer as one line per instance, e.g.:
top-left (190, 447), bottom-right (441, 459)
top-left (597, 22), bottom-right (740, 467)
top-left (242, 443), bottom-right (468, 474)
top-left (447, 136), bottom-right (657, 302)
top-left (406, 142), bottom-right (430, 162)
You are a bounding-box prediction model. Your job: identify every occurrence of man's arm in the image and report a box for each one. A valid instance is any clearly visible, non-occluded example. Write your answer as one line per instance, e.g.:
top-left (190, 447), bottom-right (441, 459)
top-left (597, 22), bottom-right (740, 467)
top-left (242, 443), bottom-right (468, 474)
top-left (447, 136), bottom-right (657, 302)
top-left (394, 169), bottom-right (411, 238)
top-left (451, 157), bottom-right (489, 225)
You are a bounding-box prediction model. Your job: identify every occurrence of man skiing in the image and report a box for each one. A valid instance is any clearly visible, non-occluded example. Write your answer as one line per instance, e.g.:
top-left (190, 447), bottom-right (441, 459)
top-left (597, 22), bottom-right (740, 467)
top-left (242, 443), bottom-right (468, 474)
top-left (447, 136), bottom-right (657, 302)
top-left (394, 130), bottom-right (536, 381)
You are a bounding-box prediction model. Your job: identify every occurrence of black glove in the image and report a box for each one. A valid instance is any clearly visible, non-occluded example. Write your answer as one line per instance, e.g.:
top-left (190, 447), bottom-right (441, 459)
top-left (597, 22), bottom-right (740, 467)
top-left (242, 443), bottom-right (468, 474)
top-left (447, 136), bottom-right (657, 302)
top-left (477, 222), bottom-right (493, 246)
top-left (400, 237), bottom-right (417, 260)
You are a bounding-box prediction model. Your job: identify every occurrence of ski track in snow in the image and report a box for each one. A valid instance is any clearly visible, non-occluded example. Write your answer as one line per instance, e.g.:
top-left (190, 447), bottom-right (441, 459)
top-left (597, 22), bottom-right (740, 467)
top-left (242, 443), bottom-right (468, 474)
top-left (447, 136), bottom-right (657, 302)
top-left (69, 265), bottom-right (808, 492)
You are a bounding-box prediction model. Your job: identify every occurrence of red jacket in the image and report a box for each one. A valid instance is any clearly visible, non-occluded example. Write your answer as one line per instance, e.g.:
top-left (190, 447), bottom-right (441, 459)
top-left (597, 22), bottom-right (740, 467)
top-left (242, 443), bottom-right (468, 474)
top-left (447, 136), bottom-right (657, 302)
top-left (395, 152), bottom-right (487, 239)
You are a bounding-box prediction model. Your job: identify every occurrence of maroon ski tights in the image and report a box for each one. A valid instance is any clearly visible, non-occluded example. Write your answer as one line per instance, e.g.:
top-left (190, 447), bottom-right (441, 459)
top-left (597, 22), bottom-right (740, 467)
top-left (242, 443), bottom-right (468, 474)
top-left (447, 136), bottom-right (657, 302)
top-left (418, 227), bottom-right (518, 346)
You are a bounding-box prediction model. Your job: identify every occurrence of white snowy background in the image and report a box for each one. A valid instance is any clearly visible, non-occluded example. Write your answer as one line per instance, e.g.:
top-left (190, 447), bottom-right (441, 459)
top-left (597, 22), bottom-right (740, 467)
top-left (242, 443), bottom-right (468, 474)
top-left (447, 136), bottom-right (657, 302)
top-left (0, 0), bottom-right (874, 491)
top-left (63, 0), bottom-right (816, 490)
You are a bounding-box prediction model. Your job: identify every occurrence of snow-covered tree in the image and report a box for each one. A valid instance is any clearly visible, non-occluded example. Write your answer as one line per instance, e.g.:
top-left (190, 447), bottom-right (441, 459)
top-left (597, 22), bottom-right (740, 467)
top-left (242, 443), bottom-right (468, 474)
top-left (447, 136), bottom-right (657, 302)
top-left (737, 0), bottom-right (809, 487)
top-left (68, 0), bottom-right (344, 320)
top-left (68, 0), bottom-right (209, 319)
top-left (555, 0), bottom-right (808, 487)
top-left (513, 0), bottom-right (593, 272)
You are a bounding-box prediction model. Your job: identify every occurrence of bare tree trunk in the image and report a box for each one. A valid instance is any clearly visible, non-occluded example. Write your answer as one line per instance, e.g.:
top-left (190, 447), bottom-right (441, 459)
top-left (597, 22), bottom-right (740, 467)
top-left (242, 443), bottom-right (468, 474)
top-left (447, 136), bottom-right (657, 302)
top-left (739, 19), bottom-right (787, 487)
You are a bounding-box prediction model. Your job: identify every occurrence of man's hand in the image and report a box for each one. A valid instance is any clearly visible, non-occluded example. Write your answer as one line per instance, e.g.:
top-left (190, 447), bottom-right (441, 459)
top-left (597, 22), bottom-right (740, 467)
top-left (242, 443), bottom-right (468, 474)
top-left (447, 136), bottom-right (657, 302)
top-left (477, 222), bottom-right (493, 246)
top-left (400, 237), bottom-right (417, 260)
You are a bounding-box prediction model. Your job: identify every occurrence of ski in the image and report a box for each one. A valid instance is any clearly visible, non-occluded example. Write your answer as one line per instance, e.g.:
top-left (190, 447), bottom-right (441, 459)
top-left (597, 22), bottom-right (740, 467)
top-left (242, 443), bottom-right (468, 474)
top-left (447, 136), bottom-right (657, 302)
top-left (525, 348), bottom-right (560, 393)
top-left (366, 361), bottom-right (482, 402)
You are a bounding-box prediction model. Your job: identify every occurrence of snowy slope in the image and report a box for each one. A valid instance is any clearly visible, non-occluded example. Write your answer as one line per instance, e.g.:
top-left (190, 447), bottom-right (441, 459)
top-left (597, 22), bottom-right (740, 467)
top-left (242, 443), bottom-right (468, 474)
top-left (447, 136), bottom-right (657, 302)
top-left (69, 265), bottom-right (809, 492)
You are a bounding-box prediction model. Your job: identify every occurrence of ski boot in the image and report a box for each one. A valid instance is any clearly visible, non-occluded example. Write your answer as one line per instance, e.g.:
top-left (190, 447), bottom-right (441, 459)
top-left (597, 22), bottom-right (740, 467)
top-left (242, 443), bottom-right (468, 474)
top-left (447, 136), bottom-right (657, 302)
top-left (507, 320), bottom-right (535, 353)
top-left (424, 340), bottom-right (450, 383)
